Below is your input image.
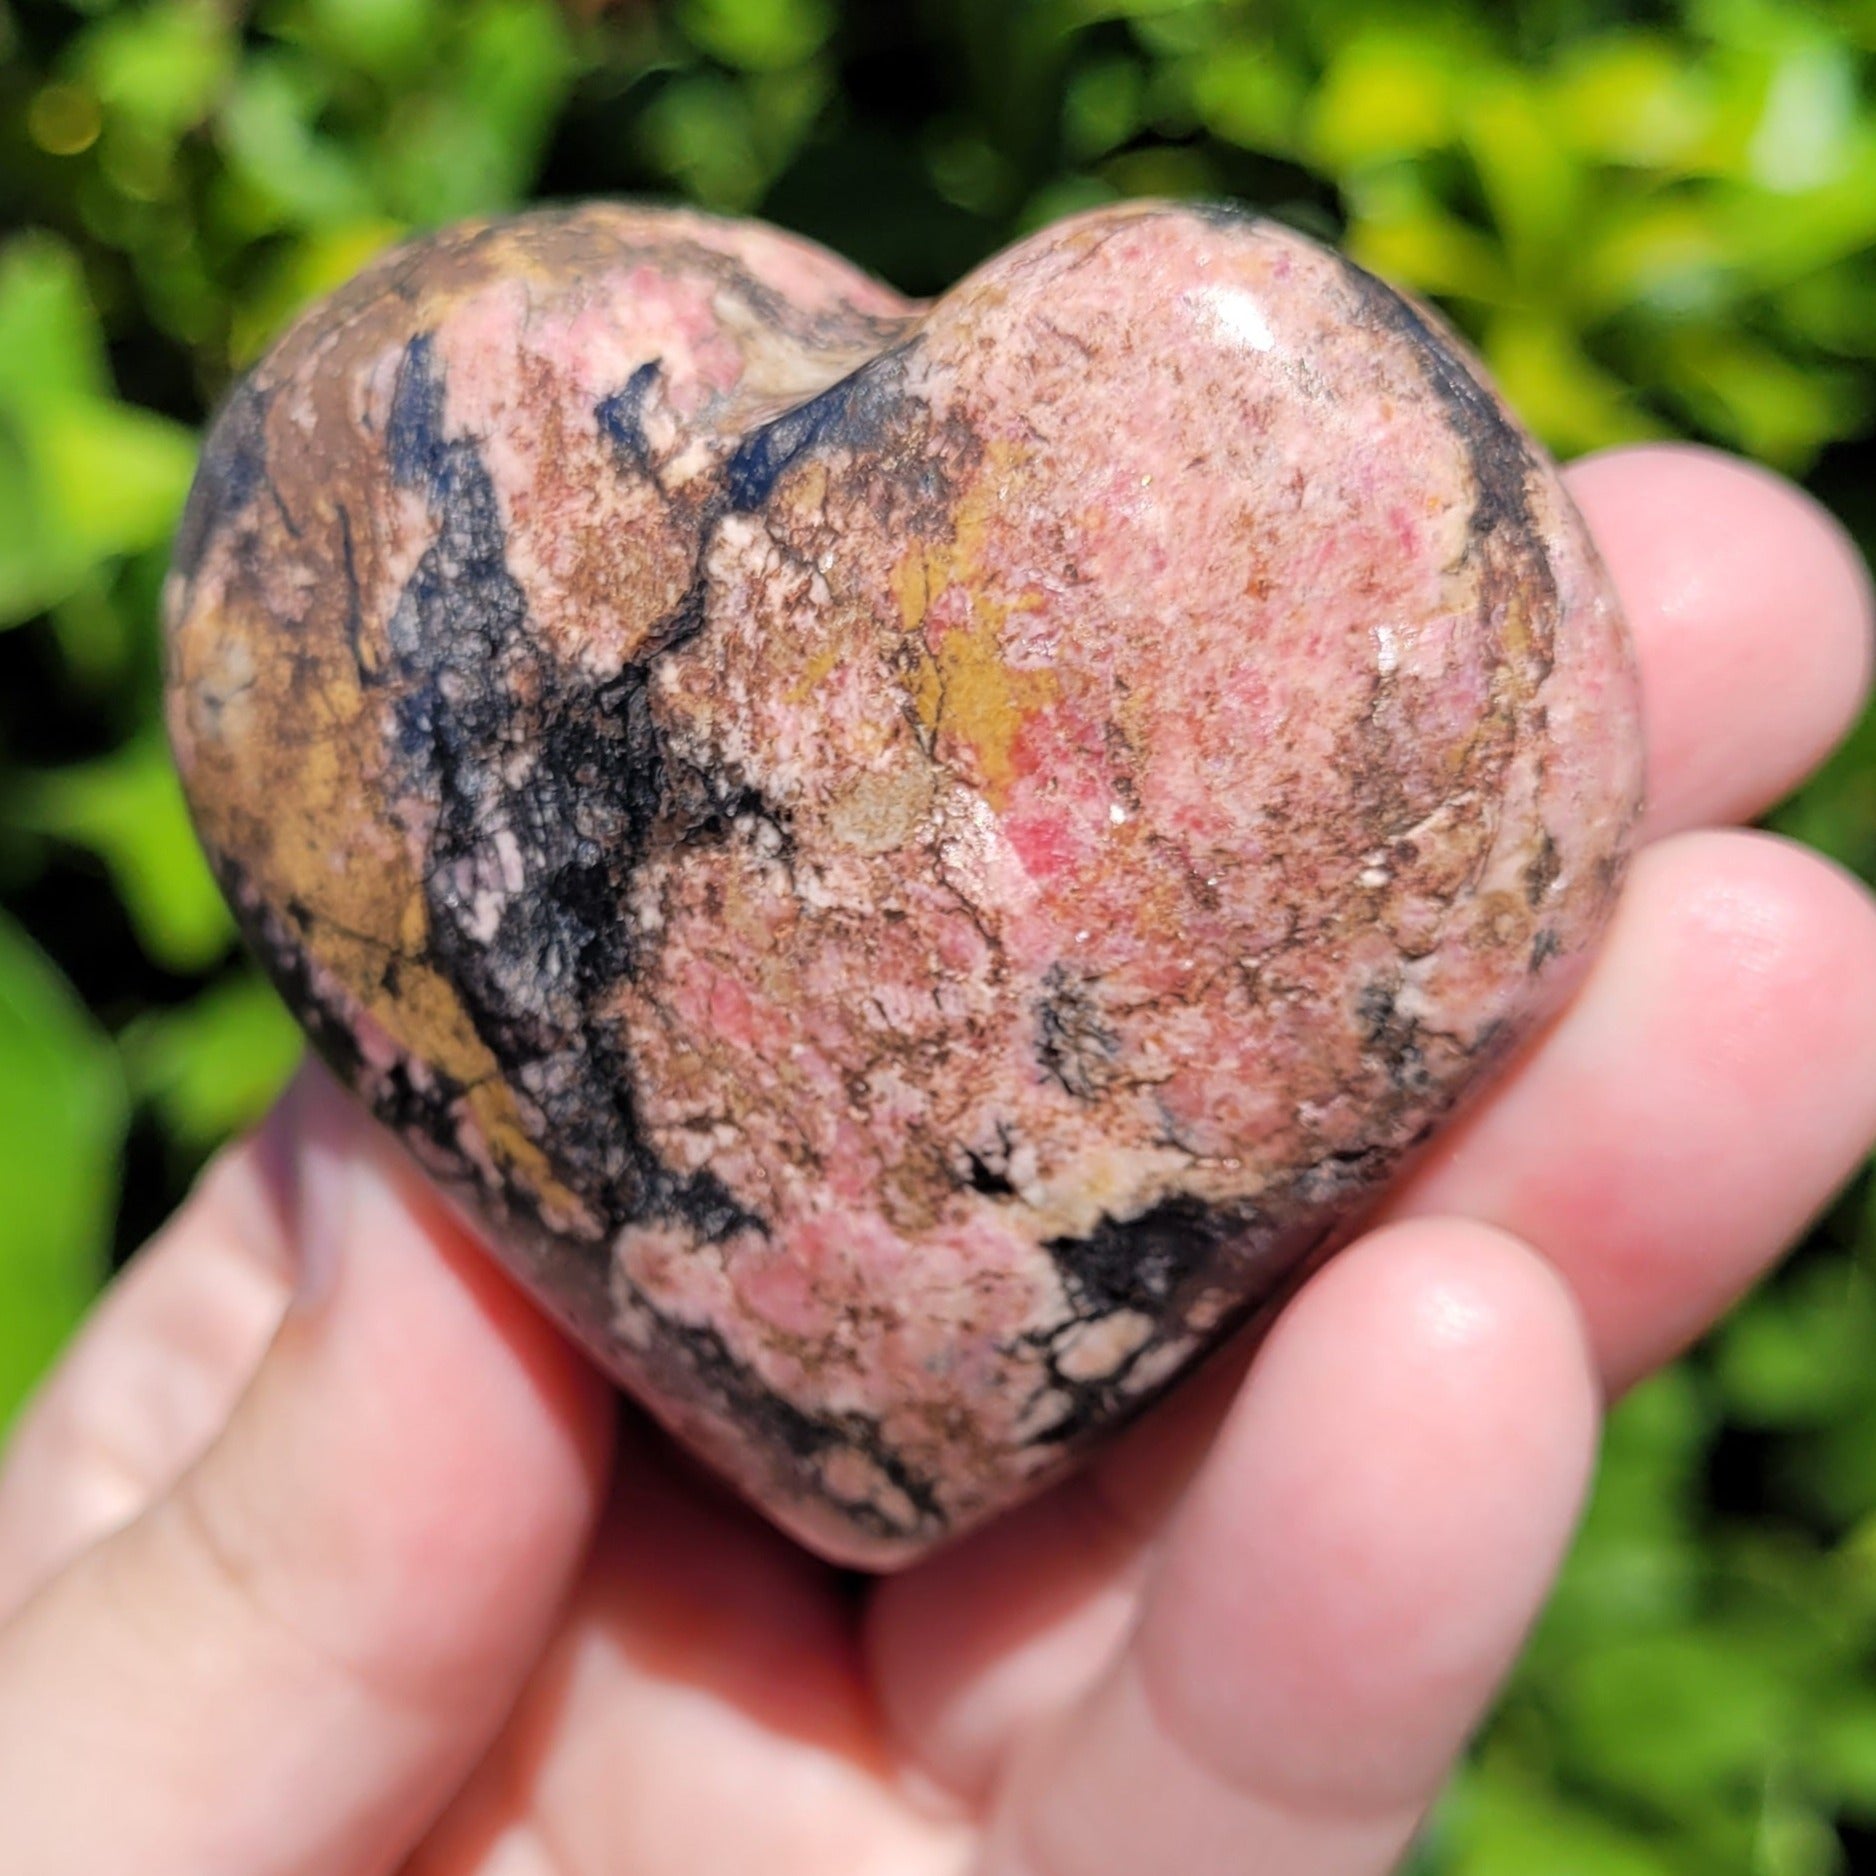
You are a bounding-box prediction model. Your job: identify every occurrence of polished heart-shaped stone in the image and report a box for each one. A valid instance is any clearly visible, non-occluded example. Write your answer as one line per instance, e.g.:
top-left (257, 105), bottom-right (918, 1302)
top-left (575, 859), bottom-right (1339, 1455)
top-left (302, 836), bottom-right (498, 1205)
top-left (166, 201), bottom-right (1642, 1566)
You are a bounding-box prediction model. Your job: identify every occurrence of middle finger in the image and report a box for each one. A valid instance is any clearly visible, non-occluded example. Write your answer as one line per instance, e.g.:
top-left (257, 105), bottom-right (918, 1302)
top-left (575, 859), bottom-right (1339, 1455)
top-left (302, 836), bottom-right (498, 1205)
top-left (869, 446), bottom-right (1876, 1799)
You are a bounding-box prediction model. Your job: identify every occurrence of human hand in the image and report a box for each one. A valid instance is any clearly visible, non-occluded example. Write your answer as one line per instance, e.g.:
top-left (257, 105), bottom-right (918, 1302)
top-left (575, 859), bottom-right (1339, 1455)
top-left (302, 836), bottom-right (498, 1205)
top-left (0, 444), bottom-right (1871, 1876)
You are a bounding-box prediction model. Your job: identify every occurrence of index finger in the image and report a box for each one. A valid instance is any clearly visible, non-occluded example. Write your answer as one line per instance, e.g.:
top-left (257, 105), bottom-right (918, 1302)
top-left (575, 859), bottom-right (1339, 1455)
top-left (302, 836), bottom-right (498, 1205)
top-left (1564, 443), bottom-right (1872, 841)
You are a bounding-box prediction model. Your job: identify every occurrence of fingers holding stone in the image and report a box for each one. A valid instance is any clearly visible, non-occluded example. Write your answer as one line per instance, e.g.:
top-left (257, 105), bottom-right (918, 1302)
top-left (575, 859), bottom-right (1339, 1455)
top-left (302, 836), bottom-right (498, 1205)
top-left (866, 1446), bottom-right (1155, 1804)
top-left (0, 1085), bottom-right (302, 1617)
top-left (1390, 829), bottom-right (1876, 1391)
top-left (873, 827), bottom-right (1876, 1803)
top-left (1565, 444), bottom-right (1873, 842)
top-left (0, 1067), bottom-right (613, 1876)
top-left (970, 1220), bottom-right (1598, 1876)
top-left (410, 1416), bottom-right (973, 1876)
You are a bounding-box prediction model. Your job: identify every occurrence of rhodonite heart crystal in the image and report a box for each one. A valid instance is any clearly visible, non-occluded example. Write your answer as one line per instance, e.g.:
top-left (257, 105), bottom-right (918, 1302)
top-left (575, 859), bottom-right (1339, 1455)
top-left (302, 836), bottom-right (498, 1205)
top-left (166, 201), bottom-right (1642, 1566)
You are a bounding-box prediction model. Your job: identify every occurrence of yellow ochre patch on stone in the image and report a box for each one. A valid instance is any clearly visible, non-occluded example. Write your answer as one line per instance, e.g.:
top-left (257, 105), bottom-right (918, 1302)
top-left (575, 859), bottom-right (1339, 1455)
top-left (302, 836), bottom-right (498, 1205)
top-left (787, 637), bottom-right (844, 706)
top-left (176, 575), bottom-right (592, 1234)
top-left (892, 458), bottom-right (1057, 806)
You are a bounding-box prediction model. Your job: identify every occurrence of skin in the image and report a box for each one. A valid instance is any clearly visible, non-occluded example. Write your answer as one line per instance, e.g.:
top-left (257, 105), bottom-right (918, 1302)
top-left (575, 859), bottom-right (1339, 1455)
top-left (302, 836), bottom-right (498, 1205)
top-left (0, 441), bottom-right (1871, 1874)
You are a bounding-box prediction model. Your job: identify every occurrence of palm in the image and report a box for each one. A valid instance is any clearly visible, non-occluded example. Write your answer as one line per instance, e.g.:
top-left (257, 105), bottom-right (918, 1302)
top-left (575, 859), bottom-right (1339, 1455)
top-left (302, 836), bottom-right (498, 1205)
top-left (1, 445), bottom-right (1872, 1876)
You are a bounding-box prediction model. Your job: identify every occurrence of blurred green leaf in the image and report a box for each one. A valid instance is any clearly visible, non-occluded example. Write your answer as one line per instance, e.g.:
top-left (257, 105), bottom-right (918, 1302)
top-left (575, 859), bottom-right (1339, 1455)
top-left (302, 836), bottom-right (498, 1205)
top-left (1666, 329), bottom-right (1867, 468)
top-left (18, 734), bottom-right (233, 974)
top-left (78, 0), bottom-right (235, 142)
top-left (122, 971), bottom-right (302, 1154)
top-left (1483, 311), bottom-right (1665, 455)
top-left (1716, 1260), bottom-right (1876, 1428)
top-left (1725, 140), bottom-right (1876, 290)
top-left (0, 232), bottom-right (197, 625)
top-left (1308, 34), bottom-right (1460, 170)
top-left (1464, 69), bottom-right (1585, 275)
top-left (1541, 1369), bottom-right (1713, 1637)
top-left (218, 54), bottom-right (379, 228)
top-left (1188, 42), bottom-right (1306, 155)
top-left (1772, 702), bottom-right (1876, 879)
top-left (1747, 38), bottom-right (1859, 193)
top-left (379, 0), bottom-right (578, 220)
top-left (285, 0), bottom-right (444, 82)
top-left (640, 72), bottom-right (768, 210)
top-left (1062, 56), bottom-right (1146, 162)
top-left (678, 0), bottom-right (832, 72)
top-left (1813, 1688), bottom-right (1876, 1818)
top-left (1443, 1767), bottom-right (1683, 1876)
top-left (1099, 142), bottom-right (1218, 200)
top-left (0, 914), bottom-right (124, 1428)
top-left (1550, 1623), bottom-right (1803, 1812)
top-left (1580, 199), bottom-right (1732, 320)
top-left (1553, 34), bottom-right (1716, 169)
top-left (1344, 171), bottom-right (1512, 302)
top-left (0, 235), bottom-right (111, 405)
top-left (33, 395), bottom-right (199, 569)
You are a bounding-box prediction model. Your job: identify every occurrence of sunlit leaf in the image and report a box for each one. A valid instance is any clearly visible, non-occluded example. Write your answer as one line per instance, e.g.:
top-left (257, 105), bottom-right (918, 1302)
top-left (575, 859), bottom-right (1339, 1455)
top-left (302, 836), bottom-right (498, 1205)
top-left (1724, 138), bottom-right (1876, 290)
top-left (1552, 34), bottom-right (1715, 169)
top-left (0, 233), bottom-right (197, 627)
top-left (0, 392), bottom-right (196, 628)
top-left (1776, 1393), bottom-right (1876, 1531)
top-left (1463, 70), bottom-right (1585, 276)
top-left (1748, 38), bottom-right (1859, 193)
top-left (47, 571), bottom-right (141, 690)
top-left (1813, 1688), bottom-right (1876, 1818)
top-left (1539, 1369), bottom-right (1712, 1639)
top-left (1772, 703), bottom-right (1876, 878)
top-left (925, 124), bottom-right (1020, 216)
top-left (292, 0), bottom-right (444, 80)
top-left (0, 428), bottom-right (49, 628)
top-left (1018, 173), bottom-right (1121, 234)
top-left (217, 54), bottom-right (378, 227)
top-left (1189, 43), bottom-right (1305, 156)
top-left (380, 0), bottom-right (578, 221)
top-left (0, 235), bottom-right (111, 407)
top-left (1343, 172), bottom-right (1512, 303)
top-left (640, 73), bottom-right (768, 210)
top-left (1483, 312), bottom-right (1667, 457)
top-left (678, 0), bottom-right (832, 72)
top-left (1099, 144), bottom-right (1218, 200)
top-left (78, 0), bottom-right (235, 141)
top-left (1779, 263), bottom-right (1876, 359)
top-left (1118, 2), bottom-right (1219, 56)
top-left (33, 396), bottom-right (198, 565)
top-left (1068, 0), bottom-right (1210, 16)
top-left (1579, 198), bottom-right (1731, 320)
top-left (1750, 1789), bottom-right (1844, 1876)
top-left (1665, 329), bottom-right (1866, 469)
top-left (1307, 34), bottom-right (1459, 171)
top-left (1550, 1623), bottom-right (1802, 1813)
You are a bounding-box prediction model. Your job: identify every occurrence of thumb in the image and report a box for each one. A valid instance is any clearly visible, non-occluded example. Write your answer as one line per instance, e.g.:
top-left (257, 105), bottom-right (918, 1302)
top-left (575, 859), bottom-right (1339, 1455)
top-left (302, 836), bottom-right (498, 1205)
top-left (0, 1065), bottom-right (613, 1876)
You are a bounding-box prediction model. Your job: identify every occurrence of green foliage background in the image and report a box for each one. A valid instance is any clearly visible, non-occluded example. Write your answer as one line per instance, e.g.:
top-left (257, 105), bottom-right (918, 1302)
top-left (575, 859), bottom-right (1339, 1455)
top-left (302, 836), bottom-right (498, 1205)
top-left (1, 0), bottom-right (1874, 1867)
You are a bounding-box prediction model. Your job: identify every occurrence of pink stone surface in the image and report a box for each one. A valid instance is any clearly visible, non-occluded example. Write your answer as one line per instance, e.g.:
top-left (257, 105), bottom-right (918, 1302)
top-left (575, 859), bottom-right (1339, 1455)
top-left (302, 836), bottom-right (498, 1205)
top-left (165, 201), bottom-right (1643, 1566)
